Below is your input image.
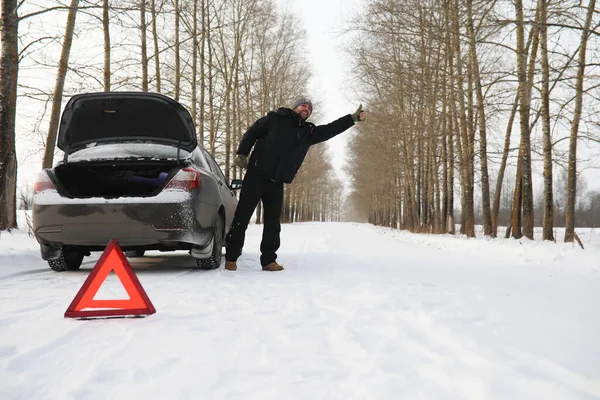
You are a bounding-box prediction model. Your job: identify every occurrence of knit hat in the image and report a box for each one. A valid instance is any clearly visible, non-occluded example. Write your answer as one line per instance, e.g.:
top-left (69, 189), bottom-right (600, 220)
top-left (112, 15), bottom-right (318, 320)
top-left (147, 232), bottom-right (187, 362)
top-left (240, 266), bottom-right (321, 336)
top-left (291, 97), bottom-right (313, 112)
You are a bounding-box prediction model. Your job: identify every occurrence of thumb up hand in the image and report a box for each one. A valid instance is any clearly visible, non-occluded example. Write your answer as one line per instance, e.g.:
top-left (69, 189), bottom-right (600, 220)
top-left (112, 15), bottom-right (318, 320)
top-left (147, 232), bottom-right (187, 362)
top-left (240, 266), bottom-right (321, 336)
top-left (352, 104), bottom-right (366, 122)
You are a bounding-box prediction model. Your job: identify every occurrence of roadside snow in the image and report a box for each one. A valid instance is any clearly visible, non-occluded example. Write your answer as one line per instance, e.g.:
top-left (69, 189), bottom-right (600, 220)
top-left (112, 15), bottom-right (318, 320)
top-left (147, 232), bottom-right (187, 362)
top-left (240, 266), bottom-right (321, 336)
top-left (1, 221), bottom-right (598, 400)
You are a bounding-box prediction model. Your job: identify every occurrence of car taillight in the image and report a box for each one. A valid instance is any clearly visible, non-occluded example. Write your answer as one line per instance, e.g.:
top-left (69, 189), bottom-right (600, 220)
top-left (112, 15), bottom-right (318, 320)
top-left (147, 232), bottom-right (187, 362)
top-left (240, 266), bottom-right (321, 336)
top-left (164, 167), bottom-right (201, 191)
top-left (33, 170), bottom-right (57, 194)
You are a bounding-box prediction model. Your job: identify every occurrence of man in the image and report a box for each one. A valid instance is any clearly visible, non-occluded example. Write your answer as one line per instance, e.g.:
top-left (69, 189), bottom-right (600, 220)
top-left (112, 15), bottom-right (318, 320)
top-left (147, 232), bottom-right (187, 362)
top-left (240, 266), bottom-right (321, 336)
top-left (224, 97), bottom-right (366, 271)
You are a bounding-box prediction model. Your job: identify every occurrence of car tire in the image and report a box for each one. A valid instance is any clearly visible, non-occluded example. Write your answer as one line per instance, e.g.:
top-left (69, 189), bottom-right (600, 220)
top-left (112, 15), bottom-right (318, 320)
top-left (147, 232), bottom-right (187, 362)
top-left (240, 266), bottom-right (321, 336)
top-left (123, 249), bottom-right (146, 258)
top-left (48, 247), bottom-right (84, 272)
top-left (196, 215), bottom-right (224, 270)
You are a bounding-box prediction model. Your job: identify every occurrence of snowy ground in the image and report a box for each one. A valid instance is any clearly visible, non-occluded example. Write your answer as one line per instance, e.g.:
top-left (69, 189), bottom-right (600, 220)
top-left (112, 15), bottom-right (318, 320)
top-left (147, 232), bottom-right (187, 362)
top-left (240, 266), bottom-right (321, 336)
top-left (1, 217), bottom-right (599, 400)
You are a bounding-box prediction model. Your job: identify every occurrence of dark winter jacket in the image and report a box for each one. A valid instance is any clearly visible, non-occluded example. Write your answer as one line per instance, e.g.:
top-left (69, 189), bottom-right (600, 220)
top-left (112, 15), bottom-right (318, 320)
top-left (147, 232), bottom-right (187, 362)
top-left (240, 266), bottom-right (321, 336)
top-left (237, 108), bottom-right (355, 183)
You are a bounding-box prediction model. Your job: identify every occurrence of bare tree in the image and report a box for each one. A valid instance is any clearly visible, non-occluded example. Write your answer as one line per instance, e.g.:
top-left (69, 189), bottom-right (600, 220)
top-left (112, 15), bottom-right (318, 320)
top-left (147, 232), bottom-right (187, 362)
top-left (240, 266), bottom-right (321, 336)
top-left (492, 91), bottom-right (519, 236)
top-left (42, 0), bottom-right (80, 169)
top-left (190, 0), bottom-right (198, 132)
top-left (173, 0), bottom-right (180, 99)
top-left (451, 0), bottom-right (475, 237)
top-left (150, 0), bottom-right (161, 91)
top-left (140, 0), bottom-right (149, 91)
top-left (511, 0), bottom-right (539, 240)
top-left (539, 0), bottom-right (554, 241)
top-left (565, 0), bottom-right (596, 242)
top-left (466, 0), bottom-right (493, 236)
top-left (198, 0), bottom-right (206, 145)
top-left (0, 0), bottom-right (19, 230)
top-left (103, 0), bottom-right (111, 91)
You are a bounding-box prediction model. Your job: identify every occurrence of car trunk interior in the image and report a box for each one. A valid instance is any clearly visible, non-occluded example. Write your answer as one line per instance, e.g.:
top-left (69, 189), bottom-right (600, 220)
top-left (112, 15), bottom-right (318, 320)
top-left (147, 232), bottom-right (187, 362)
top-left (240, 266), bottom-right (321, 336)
top-left (52, 162), bottom-right (180, 198)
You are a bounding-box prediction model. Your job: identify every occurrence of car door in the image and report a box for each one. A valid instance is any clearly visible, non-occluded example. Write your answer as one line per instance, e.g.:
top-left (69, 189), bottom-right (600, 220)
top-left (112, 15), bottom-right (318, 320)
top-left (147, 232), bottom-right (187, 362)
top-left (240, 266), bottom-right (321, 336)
top-left (202, 150), bottom-right (238, 228)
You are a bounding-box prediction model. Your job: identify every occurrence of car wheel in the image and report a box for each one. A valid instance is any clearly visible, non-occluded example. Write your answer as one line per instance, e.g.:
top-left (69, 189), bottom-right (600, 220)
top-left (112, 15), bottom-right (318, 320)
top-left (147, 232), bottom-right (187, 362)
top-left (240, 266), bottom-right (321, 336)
top-left (123, 249), bottom-right (146, 258)
top-left (48, 246), bottom-right (84, 272)
top-left (196, 215), bottom-right (224, 270)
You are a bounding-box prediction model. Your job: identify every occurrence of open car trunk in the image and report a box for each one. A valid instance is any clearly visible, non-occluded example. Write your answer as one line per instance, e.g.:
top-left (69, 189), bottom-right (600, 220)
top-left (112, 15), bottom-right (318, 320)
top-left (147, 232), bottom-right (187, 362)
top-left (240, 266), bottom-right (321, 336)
top-left (58, 92), bottom-right (197, 153)
top-left (51, 161), bottom-right (181, 198)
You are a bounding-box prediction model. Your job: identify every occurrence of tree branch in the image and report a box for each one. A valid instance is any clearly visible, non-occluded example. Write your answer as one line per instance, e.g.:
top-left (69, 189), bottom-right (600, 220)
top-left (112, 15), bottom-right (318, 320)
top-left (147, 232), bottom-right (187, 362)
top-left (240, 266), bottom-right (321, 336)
top-left (18, 37), bottom-right (54, 62)
top-left (18, 5), bottom-right (99, 21)
top-left (491, 19), bottom-right (600, 37)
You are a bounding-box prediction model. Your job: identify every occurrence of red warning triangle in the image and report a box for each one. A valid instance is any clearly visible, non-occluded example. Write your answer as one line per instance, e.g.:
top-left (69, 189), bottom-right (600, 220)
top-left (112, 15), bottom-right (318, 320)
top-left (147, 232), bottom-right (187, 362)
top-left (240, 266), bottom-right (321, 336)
top-left (65, 239), bottom-right (156, 318)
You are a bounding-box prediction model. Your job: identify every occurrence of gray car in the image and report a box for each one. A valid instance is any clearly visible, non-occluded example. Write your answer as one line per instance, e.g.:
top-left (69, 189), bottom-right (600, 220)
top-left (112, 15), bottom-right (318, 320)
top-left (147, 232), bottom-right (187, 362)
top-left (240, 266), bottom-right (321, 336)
top-left (32, 92), bottom-right (241, 271)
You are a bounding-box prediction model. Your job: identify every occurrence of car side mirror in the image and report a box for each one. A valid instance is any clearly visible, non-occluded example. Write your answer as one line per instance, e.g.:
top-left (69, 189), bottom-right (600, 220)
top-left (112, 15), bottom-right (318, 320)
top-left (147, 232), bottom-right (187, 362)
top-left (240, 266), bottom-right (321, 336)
top-left (229, 179), bottom-right (243, 190)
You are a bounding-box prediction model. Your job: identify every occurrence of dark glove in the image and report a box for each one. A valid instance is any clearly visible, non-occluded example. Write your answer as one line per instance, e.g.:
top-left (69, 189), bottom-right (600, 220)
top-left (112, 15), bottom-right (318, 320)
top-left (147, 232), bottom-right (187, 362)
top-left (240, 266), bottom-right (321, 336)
top-left (233, 154), bottom-right (248, 170)
top-left (352, 104), bottom-right (366, 122)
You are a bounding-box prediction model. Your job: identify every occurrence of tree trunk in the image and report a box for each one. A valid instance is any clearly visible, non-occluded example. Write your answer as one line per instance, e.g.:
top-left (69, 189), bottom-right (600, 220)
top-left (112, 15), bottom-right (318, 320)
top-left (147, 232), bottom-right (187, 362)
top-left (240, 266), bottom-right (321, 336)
top-left (452, 0), bottom-right (474, 237)
top-left (514, 0), bottom-right (536, 239)
top-left (492, 91), bottom-right (518, 234)
top-left (225, 77), bottom-right (232, 180)
top-left (190, 0), bottom-right (198, 131)
top-left (441, 77), bottom-right (449, 233)
top-left (0, 0), bottom-right (19, 230)
top-left (447, 113), bottom-right (455, 234)
top-left (231, 54), bottom-right (240, 183)
top-left (173, 0), bottom-right (180, 100)
top-left (510, 145), bottom-right (524, 239)
top-left (401, 134), bottom-right (420, 232)
top-left (255, 203), bottom-right (262, 224)
top-left (103, 0), bottom-right (110, 91)
top-left (150, 0), bottom-right (160, 92)
top-left (443, 0), bottom-right (455, 234)
top-left (198, 0), bottom-right (206, 145)
top-left (492, 27), bottom-right (535, 235)
top-left (565, 0), bottom-right (595, 242)
top-left (140, 0), bottom-right (148, 91)
top-left (42, 0), bottom-right (80, 169)
top-left (466, 0), bottom-right (492, 236)
top-left (540, 0), bottom-right (554, 241)
top-left (511, 6), bottom-right (540, 239)
top-left (207, 10), bottom-right (215, 154)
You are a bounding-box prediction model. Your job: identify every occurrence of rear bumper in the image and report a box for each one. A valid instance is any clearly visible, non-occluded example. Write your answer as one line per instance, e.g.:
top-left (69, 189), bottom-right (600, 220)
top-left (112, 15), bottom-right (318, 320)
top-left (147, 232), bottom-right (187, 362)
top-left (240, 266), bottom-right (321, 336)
top-left (32, 191), bottom-right (217, 250)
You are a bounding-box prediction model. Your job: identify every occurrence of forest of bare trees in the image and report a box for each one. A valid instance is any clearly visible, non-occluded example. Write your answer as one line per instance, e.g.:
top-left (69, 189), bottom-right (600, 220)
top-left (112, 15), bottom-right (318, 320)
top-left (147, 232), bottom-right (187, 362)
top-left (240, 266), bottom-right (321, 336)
top-left (346, 0), bottom-right (599, 242)
top-left (1, 0), bottom-right (599, 244)
top-left (0, 0), bottom-right (344, 230)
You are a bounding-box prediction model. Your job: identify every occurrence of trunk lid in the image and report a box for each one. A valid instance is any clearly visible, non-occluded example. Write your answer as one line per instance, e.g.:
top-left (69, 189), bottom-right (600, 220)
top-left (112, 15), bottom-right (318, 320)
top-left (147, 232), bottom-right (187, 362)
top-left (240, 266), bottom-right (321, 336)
top-left (57, 92), bottom-right (197, 153)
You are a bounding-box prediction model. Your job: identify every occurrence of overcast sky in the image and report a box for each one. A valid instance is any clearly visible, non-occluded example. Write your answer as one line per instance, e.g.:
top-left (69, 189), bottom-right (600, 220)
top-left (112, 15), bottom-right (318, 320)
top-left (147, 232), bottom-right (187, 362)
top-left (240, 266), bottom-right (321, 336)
top-left (276, 0), bottom-right (363, 183)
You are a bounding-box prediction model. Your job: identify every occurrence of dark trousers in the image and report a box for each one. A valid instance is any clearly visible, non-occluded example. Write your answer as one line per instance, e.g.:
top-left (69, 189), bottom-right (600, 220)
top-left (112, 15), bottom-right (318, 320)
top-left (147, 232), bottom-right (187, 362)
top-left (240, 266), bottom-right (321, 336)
top-left (225, 172), bottom-right (284, 267)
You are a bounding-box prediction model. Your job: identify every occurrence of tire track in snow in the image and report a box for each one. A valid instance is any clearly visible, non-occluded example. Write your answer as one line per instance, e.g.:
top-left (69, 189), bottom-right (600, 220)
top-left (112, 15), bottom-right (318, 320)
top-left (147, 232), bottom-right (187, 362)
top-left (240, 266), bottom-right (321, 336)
top-left (4, 314), bottom-right (157, 400)
top-left (0, 268), bottom-right (53, 282)
top-left (5, 321), bottom-right (91, 375)
top-left (301, 223), bottom-right (544, 398)
top-left (66, 324), bottom-right (140, 398)
top-left (297, 231), bottom-right (313, 270)
top-left (293, 224), bottom-right (333, 271)
top-left (503, 347), bottom-right (600, 399)
top-left (307, 281), bottom-right (502, 399)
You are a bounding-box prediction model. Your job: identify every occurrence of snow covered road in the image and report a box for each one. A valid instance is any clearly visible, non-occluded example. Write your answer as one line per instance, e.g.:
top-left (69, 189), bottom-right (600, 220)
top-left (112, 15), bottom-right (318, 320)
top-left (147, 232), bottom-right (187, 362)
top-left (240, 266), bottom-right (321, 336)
top-left (1, 222), bottom-right (599, 399)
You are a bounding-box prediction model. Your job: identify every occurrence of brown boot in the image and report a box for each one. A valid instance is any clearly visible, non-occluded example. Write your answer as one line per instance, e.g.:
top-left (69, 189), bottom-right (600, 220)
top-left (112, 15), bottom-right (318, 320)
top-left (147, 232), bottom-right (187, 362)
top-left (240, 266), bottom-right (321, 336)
top-left (262, 262), bottom-right (284, 271)
top-left (224, 261), bottom-right (237, 271)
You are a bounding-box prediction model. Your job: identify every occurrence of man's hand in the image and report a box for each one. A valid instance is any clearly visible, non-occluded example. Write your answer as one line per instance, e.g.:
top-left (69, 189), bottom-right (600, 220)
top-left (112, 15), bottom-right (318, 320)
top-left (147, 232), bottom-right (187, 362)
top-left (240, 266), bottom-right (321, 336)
top-left (233, 154), bottom-right (248, 170)
top-left (352, 104), bottom-right (366, 122)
